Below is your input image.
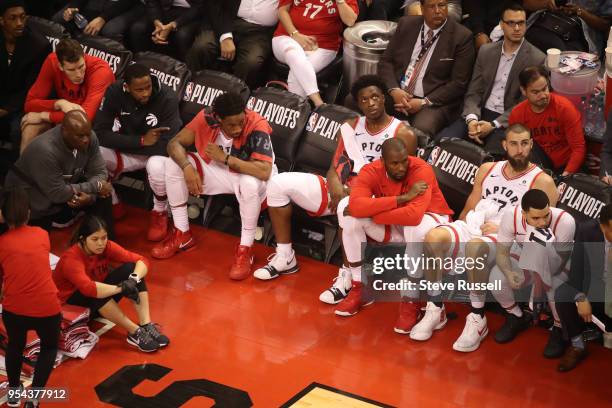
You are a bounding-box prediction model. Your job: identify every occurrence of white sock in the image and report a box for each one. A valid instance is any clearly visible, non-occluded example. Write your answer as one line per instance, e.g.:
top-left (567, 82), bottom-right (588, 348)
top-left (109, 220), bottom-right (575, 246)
top-left (153, 198), bottom-right (167, 213)
top-left (469, 291), bottom-right (486, 309)
top-left (277, 243), bottom-right (293, 257)
top-left (507, 304), bottom-right (522, 317)
top-left (349, 265), bottom-right (362, 282)
top-left (240, 227), bottom-right (256, 247)
top-left (170, 204), bottom-right (189, 232)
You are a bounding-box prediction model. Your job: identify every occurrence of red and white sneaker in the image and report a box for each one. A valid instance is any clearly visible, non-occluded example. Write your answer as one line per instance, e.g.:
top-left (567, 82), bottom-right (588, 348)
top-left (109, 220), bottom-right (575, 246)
top-left (394, 299), bottom-right (422, 334)
top-left (409, 302), bottom-right (447, 341)
top-left (334, 282), bottom-right (374, 317)
top-left (452, 313), bottom-right (488, 352)
top-left (229, 245), bottom-right (254, 281)
top-left (151, 227), bottom-right (195, 259)
top-left (147, 210), bottom-right (168, 242)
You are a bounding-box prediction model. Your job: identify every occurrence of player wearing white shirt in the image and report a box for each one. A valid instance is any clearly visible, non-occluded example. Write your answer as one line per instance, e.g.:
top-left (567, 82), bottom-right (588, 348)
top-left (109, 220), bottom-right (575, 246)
top-left (413, 123), bottom-right (559, 352)
top-left (254, 76), bottom-right (416, 301)
top-left (492, 188), bottom-right (575, 358)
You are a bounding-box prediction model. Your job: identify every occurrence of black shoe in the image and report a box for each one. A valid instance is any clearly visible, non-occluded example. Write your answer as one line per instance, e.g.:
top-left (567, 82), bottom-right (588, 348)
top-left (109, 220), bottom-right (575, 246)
top-left (127, 326), bottom-right (160, 352)
top-left (543, 326), bottom-right (566, 359)
top-left (494, 313), bottom-right (531, 344)
top-left (7, 383), bottom-right (23, 407)
top-left (141, 322), bottom-right (169, 347)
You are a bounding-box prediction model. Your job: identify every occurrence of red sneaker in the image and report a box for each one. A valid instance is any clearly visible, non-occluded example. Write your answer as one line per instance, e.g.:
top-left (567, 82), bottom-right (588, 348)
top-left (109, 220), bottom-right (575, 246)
top-left (147, 211), bottom-right (168, 242)
top-left (334, 282), bottom-right (374, 316)
top-left (229, 245), bottom-right (254, 281)
top-left (151, 227), bottom-right (195, 259)
top-left (394, 299), bottom-right (422, 334)
top-left (113, 202), bottom-right (127, 220)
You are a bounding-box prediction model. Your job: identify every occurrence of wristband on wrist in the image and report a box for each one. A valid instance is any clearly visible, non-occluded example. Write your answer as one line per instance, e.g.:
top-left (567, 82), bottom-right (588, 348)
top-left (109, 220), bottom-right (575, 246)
top-left (224, 154), bottom-right (230, 166)
top-left (290, 30), bottom-right (299, 37)
top-left (180, 161), bottom-right (191, 170)
top-left (140, 136), bottom-right (145, 146)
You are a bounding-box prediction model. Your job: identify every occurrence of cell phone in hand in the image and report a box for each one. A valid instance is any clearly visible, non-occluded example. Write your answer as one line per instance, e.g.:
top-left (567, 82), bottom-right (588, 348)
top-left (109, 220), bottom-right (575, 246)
top-left (74, 13), bottom-right (88, 30)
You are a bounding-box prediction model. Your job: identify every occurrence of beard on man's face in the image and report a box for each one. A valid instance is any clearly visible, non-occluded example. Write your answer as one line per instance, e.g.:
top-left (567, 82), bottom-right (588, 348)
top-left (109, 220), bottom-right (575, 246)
top-left (507, 153), bottom-right (530, 171)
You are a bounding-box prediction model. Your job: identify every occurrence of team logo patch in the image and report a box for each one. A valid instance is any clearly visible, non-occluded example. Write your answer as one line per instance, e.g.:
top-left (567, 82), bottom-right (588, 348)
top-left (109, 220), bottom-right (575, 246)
top-left (183, 82), bottom-right (194, 102)
top-left (246, 97), bottom-right (255, 110)
top-left (306, 112), bottom-right (318, 132)
top-left (146, 113), bottom-right (158, 127)
top-left (557, 182), bottom-right (567, 198)
top-left (428, 146), bottom-right (440, 165)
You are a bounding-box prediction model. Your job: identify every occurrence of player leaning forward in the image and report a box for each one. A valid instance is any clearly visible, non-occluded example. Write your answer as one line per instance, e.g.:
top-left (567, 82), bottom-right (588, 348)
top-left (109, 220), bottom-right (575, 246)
top-left (255, 75), bottom-right (416, 300)
top-left (417, 123), bottom-right (558, 352)
top-left (146, 92), bottom-right (276, 279)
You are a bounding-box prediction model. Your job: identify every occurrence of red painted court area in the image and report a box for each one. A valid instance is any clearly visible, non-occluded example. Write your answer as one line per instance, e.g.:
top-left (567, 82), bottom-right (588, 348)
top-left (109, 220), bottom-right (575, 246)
top-left (44, 207), bottom-right (611, 407)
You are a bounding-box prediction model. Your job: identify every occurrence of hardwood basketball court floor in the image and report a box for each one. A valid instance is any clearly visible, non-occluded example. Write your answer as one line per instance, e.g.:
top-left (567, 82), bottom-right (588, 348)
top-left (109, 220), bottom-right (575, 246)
top-left (36, 207), bottom-right (612, 407)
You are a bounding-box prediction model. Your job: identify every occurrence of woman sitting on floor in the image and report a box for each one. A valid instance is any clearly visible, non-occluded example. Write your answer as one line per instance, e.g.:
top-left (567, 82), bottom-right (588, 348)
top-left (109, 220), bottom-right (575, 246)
top-left (53, 215), bottom-right (169, 353)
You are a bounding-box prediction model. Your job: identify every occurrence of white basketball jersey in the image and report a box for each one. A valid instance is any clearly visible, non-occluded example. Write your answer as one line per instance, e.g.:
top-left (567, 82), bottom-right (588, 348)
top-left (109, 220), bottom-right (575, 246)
top-left (353, 116), bottom-right (403, 163)
top-left (508, 206), bottom-right (574, 245)
top-left (479, 161), bottom-right (544, 224)
top-left (211, 132), bottom-right (233, 167)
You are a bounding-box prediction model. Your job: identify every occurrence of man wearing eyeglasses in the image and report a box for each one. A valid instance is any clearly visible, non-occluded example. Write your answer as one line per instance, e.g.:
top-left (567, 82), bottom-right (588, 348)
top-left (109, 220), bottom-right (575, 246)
top-left (378, 0), bottom-right (475, 138)
top-left (435, 3), bottom-right (545, 159)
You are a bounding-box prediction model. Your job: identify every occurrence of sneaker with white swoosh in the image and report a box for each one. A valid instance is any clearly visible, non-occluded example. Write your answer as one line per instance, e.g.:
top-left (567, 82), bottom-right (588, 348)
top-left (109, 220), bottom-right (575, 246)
top-left (253, 250), bottom-right (299, 280)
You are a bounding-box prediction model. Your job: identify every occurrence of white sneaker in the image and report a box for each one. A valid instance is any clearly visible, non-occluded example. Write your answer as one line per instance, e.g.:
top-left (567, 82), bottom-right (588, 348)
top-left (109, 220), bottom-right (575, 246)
top-left (319, 266), bottom-right (352, 304)
top-left (253, 250), bottom-right (299, 280)
top-left (409, 302), bottom-right (447, 341)
top-left (452, 313), bottom-right (488, 352)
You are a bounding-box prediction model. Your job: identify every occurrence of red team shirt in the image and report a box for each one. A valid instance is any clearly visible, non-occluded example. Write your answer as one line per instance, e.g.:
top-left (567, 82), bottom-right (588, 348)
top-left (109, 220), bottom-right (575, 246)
top-left (25, 53), bottom-right (115, 124)
top-left (509, 93), bottom-right (585, 173)
top-left (0, 226), bottom-right (61, 317)
top-left (349, 157), bottom-right (454, 226)
top-left (53, 241), bottom-right (150, 304)
top-left (186, 109), bottom-right (274, 169)
top-left (275, 0), bottom-right (359, 50)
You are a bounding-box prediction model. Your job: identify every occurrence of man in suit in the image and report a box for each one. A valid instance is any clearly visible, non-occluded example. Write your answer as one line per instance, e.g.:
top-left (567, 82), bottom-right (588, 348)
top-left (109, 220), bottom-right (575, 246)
top-left (128, 0), bottom-right (205, 61)
top-left (555, 205), bottom-right (612, 371)
top-left (185, 0), bottom-right (278, 88)
top-left (378, 0), bottom-right (475, 137)
top-left (435, 3), bottom-right (545, 158)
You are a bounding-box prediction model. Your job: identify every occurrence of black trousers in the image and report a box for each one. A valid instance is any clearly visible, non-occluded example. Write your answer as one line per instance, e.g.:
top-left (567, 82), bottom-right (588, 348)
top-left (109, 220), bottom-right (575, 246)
top-left (434, 108), bottom-right (507, 159)
top-left (52, 3), bottom-right (144, 43)
top-left (30, 195), bottom-right (115, 241)
top-left (186, 19), bottom-right (274, 88)
top-left (66, 263), bottom-right (147, 312)
top-left (555, 282), bottom-right (610, 339)
top-left (128, 7), bottom-right (200, 61)
top-left (2, 311), bottom-right (61, 388)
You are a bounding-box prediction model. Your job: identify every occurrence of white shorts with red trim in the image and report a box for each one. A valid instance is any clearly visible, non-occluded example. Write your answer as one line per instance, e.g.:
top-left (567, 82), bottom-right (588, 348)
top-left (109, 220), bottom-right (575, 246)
top-left (435, 220), bottom-right (498, 273)
top-left (342, 211), bottom-right (451, 278)
top-left (266, 172), bottom-right (333, 217)
top-left (100, 146), bottom-right (149, 180)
